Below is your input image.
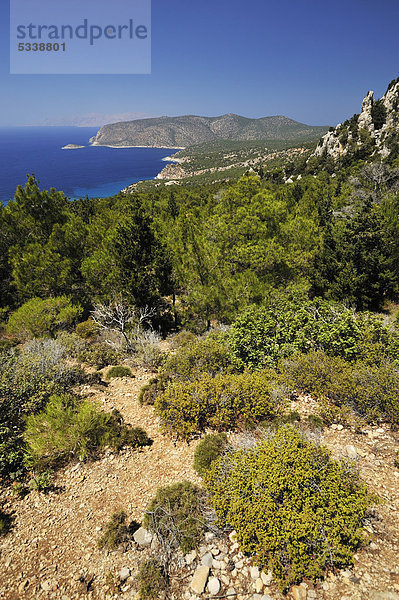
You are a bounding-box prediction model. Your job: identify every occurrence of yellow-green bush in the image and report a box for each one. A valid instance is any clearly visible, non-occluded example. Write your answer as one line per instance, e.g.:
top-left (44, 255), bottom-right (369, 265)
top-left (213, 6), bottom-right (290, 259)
top-left (205, 426), bottom-right (373, 590)
top-left (155, 370), bottom-right (281, 440)
top-left (76, 318), bottom-right (99, 340)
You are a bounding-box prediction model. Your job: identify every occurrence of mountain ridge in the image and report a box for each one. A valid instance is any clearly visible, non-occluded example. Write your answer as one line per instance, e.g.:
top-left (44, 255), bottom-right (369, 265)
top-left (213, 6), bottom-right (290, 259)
top-left (89, 113), bottom-right (329, 147)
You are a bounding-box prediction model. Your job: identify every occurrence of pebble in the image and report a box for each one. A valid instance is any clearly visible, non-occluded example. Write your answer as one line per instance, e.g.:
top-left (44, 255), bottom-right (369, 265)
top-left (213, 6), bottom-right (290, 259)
top-left (261, 571), bottom-right (273, 586)
top-left (119, 567), bottom-right (130, 581)
top-left (202, 552), bottom-right (213, 567)
top-left (250, 566), bottom-right (260, 580)
top-left (208, 577), bottom-right (221, 595)
top-left (185, 550), bottom-right (197, 565)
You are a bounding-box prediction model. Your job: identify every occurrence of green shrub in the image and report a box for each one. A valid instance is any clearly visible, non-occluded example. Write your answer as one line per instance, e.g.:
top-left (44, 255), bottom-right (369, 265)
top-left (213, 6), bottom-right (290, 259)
top-left (138, 376), bottom-right (169, 406)
top-left (28, 469), bottom-right (53, 492)
top-left (193, 433), bottom-right (229, 476)
top-left (76, 318), bottom-right (99, 340)
top-left (106, 365), bottom-right (133, 380)
top-left (283, 351), bottom-right (399, 425)
top-left (136, 559), bottom-right (167, 600)
top-left (7, 296), bottom-right (82, 340)
top-left (155, 371), bottom-right (281, 440)
top-left (76, 343), bottom-right (121, 369)
top-left (228, 299), bottom-right (399, 371)
top-left (307, 414), bottom-right (324, 429)
top-left (162, 331), bottom-right (233, 381)
top-left (97, 511), bottom-right (130, 550)
top-left (169, 330), bottom-right (197, 349)
top-left (205, 426), bottom-right (373, 590)
top-left (24, 394), bottom-right (151, 468)
top-left (0, 341), bottom-right (84, 480)
top-left (143, 481), bottom-right (206, 554)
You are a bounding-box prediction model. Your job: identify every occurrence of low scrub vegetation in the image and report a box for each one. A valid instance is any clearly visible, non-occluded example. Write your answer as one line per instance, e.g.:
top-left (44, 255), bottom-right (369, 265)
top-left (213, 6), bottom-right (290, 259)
top-left (24, 394), bottom-right (151, 468)
top-left (229, 299), bottom-right (399, 370)
top-left (155, 370), bottom-right (281, 440)
top-left (193, 433), bottom-right (229, 476)
top-left (105, 365), bottom-right (133, 379)
top-left (284, 351), bottom-right (399, 425)
top-left (143, 481), bottom-right (207, 555)
top-left (136, 559), bottom-right (167, 600)
top-left (205, 426), bottom-right (373, 590)
top-left (7, 296), bottom-right (82, 341)
top-left (97, 511), bottom-right (131, 550)
top-left (162, 331), bottom-right (233, 381)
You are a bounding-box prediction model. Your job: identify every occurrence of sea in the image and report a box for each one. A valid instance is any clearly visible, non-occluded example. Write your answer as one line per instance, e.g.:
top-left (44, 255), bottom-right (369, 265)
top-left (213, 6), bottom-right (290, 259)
top-left (0, 126), bottom-right (178, 203)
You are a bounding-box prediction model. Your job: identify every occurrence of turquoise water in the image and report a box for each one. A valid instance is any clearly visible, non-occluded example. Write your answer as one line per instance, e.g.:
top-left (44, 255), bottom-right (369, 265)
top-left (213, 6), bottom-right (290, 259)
top-left (0, 126), bottom-right (177, 202)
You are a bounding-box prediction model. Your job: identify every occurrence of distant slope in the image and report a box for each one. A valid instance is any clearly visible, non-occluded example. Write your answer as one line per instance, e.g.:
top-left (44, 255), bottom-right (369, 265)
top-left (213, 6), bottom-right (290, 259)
top-left (90, 113), bottom-right (329, 148)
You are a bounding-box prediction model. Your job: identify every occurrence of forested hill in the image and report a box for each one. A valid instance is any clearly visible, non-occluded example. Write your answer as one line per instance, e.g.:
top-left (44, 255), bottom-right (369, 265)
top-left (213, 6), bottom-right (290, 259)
top-left (89, 113), bottom-right (328, 147)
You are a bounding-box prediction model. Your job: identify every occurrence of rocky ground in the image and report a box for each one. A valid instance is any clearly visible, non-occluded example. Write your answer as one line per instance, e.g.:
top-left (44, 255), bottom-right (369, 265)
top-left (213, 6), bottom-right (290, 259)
top-left (0, 371), bottom-right (399, 600)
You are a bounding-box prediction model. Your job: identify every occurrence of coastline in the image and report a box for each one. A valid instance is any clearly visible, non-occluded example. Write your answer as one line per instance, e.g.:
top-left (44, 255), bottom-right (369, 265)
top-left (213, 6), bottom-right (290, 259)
top-left (90, 143), bottom-right (185, 150)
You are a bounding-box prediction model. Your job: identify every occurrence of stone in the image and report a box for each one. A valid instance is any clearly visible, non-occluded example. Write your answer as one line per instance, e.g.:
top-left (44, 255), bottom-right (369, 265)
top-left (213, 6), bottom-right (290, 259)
top-left (205, 531), bottom-right (215, 542)
top-left (337, 424), bottom-right (344, 431)
top-left (212, 559), bottom-right (222, 569)
top-left (291, 585), bottom-right (307, 600)
top-left (229, 530), bottom-right (238, 542)
top-left (227, 588), bottom-right (237, 597)
top-left (119, 567), bottom-right (130, 581)
top-left (255, 578), bottom-right (264, 593)
top-left (18, 580), bottom-right (29, 594)
top-left (260, 571), bottom-right (273, 586)
top-left (250, 566), bottom-right (260, 580)
top-left (235, 560), bottom-right (244, 569)
top-left (41, 581), bottom-right (53, 592)
top-left (185, 550), bottom-right (197, 565)
top-left (208, 577), bottom-right (221, 595)
top-left (344, 444), bottom-right (358, 459)
top-left (191, 565), bottom-right (210, 595)
top-left (369, 593), bottom-right (399, 600)
top-left (202, 552), bottom-right (213, 567)
top-left (133, 527), bottom-right (153, 547)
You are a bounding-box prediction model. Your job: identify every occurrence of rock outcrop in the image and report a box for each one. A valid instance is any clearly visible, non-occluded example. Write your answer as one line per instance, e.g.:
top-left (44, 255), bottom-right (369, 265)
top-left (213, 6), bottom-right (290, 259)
top-left (312, 77), bottom-right (399, 162)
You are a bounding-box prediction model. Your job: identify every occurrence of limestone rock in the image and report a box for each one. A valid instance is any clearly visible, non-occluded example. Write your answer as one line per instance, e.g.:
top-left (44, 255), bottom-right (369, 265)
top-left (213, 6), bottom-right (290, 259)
top-left (208, 577), bottom-right (221, 595)
top-left (344, 445), bottom-right (358, 459)
top-left (133, 527), bottom-right (153, 547)
top-left (202, 552), bottom-right (213, 567)
top-left (191, 565), bottom-right (210, 595)
top-left (291, 585), bottom-right (307, 600)
top-left (119, 567), bottom-right (130, 581)
top-left (369, 593), bottom-right (399, 600)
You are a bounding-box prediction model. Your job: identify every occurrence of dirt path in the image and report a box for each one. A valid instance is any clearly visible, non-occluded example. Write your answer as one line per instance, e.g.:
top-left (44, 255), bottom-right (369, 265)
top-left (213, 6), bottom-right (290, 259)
top-left (0, 378), bottom-right (399, 600)
top-left (0, 370), bottom-right (201, 600)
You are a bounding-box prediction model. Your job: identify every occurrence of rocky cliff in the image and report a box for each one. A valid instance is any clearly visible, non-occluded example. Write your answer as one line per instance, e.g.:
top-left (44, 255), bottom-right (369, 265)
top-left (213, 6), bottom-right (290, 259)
top-left (90, 114), bottom-right (328, 148)
top-left (312, 77), bottom-right (399, 162)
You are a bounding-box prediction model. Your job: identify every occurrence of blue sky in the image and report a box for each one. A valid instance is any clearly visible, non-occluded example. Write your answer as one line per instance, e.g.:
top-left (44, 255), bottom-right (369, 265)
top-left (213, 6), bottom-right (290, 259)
top-left (1, 0), bottom-right (399, 126)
